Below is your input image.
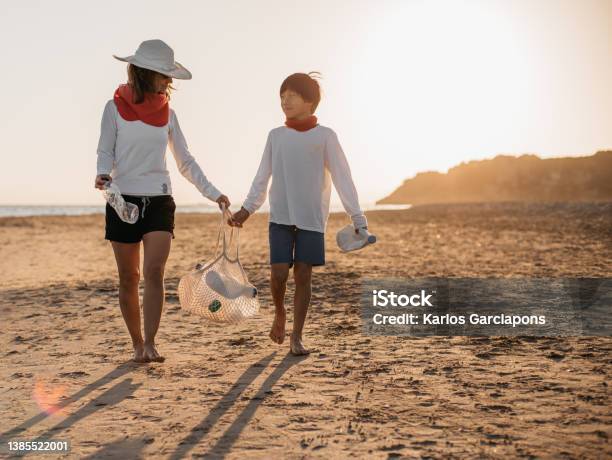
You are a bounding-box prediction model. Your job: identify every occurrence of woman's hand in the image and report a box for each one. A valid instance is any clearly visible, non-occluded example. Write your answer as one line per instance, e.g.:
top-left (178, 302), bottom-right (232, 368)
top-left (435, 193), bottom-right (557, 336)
top-left (95, 174), bottom-right (111, 190)
top-left (216, 194), bottom-right (231, 210)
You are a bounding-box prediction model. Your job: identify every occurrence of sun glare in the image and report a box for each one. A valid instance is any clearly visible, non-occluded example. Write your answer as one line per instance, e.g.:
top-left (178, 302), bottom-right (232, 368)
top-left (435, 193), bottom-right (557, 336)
top-left (353, 1), bottom-right (535, 175)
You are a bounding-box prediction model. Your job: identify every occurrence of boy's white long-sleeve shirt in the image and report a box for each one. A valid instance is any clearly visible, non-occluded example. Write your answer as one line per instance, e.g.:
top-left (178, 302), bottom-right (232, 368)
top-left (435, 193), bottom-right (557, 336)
top-left (242, 125), bottom-right (367, 233)
top-left (96, 100), bottom-right (221, 200)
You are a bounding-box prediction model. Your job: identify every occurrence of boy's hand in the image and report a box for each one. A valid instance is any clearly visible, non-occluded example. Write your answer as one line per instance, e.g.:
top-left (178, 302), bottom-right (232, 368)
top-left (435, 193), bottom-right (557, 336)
top-left (229, 207), bottom-right (250, 227)
top-left (216, 194), bottom-right (231, 210)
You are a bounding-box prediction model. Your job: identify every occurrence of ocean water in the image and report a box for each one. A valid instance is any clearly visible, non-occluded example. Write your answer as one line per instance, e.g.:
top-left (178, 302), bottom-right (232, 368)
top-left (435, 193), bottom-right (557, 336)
top-left (0, 203), bottom-right (411, 218)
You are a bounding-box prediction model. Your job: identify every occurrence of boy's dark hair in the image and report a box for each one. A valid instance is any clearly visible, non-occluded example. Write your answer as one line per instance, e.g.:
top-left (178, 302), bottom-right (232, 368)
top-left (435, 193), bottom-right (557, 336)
top-left (280, 72), bottom-right (322, 113)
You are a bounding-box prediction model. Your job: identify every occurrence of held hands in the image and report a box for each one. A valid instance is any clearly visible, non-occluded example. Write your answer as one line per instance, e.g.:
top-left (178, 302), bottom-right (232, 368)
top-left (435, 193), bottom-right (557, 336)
top-left (228, 207), bottom-right (250, 228)
top-left (216, 195), bottom-right (237, 225)
top-left (94, 174), bottom-right (111, 190)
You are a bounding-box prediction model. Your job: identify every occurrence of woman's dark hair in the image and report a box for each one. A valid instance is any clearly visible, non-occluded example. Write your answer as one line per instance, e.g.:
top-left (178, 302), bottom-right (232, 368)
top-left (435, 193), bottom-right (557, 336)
top-left (127, 64), bottom-right (173, 103)
top-left (280, 72), bottom-right (322, 113)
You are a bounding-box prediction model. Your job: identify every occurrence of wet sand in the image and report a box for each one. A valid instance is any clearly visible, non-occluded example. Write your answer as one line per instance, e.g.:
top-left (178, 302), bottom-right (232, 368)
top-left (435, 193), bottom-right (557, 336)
top-left (1, 203), bottom-right (611, 459)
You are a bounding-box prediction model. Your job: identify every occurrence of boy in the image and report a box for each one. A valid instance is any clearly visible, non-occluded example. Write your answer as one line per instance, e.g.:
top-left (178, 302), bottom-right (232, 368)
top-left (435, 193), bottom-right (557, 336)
top-left (230, 72), bottom-right (368, 355)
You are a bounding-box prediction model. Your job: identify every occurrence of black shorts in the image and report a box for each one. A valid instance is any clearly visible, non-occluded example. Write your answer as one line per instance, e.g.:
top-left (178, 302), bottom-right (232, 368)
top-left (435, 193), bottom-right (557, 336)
top-left (105, 195), bottom-right (176, 243)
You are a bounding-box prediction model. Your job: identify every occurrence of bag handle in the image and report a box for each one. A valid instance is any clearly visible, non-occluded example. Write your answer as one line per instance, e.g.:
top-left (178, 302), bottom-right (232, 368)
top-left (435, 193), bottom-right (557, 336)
top-left (218, 204), bottom-right (240, 261)
top-left (199, 204), bottom-right (247, 280)
top-left (195, 205), bottom-right (238, 270)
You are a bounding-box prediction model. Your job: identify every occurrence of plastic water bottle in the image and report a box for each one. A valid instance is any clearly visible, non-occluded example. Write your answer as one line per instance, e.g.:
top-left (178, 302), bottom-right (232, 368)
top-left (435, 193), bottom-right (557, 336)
top-left (205, 270), bottom-right (258, 299)
top-left (336, 224), bottom-right (377, 252)
top-left (102, 181), bottom-right (139, 224)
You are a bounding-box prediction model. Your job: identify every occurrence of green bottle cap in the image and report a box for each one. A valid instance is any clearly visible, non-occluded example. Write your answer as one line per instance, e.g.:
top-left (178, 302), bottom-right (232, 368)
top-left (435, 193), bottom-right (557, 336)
top-left (209, 299), bottom-right (222, 313)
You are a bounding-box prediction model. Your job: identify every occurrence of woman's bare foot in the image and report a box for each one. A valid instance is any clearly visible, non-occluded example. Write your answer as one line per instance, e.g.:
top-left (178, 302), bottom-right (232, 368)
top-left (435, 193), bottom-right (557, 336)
top-left (143, 342), bottom-right (165, 363)
top-left (132, 342), bottom-right (148, 363)
top-left (290, 334), bottom-right (310, 356)
top-left (269, 308), bottom-right (286, 344)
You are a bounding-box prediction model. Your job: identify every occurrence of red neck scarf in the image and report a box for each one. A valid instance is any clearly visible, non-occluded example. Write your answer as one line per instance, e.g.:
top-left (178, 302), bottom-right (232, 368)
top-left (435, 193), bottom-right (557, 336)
top-left (113, 84), bottom-right (169, 127)
top-left (285, 115), bottom-right (318, 132)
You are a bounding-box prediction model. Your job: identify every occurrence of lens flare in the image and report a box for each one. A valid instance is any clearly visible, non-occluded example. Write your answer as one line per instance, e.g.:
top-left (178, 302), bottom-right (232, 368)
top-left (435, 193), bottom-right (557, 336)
top-left (32, 378), bottom-right (68, 417)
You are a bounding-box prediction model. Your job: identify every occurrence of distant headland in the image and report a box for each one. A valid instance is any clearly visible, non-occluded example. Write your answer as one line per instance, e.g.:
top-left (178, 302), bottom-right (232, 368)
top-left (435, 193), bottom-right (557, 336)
top-left (377, 151), bottom-right (612, 205)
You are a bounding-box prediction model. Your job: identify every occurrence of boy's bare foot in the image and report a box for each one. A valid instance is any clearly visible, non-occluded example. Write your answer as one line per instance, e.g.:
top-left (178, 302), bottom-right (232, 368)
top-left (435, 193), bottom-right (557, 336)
top-left (133, 343), bottom-right (147, 363)
top-left (143, 342), bottom-right (165, 363)
top-left (269, 308), bottom-right (286, 344)
top-left (290, 334), bottom-right (310, 356)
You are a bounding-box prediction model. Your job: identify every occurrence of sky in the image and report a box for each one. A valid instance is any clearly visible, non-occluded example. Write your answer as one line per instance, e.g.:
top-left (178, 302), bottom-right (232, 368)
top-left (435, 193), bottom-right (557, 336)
top-left (1, 0), bottom-right (611, 206)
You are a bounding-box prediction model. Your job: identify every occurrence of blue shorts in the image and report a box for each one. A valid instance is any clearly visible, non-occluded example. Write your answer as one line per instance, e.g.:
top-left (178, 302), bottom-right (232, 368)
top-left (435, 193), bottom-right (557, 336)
top-left (269, 222), bottom-right (325, 267)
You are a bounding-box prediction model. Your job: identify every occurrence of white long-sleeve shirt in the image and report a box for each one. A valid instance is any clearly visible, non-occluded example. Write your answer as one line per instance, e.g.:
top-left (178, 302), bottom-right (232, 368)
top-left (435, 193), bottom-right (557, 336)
top-left (243, 125), bottom-right (367, 233)
top-left (96, 100), bottom-right (221, 200)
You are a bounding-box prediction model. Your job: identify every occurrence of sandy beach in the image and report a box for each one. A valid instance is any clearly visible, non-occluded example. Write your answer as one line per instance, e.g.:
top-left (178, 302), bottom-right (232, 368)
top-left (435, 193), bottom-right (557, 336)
top-left (1, 203), bottom-right (610, 459)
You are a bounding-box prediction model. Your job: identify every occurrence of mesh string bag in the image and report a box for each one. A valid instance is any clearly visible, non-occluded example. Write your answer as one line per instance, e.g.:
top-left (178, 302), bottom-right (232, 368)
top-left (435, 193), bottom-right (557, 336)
top-left (178, 207), bottom-right (260, 323)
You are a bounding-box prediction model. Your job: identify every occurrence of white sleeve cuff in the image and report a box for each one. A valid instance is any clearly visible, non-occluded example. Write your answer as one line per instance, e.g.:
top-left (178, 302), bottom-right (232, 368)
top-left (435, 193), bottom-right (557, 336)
top-left (351, 214), bottom-right (368, 229)
top-left (242, 202), bottom-right (256, 215)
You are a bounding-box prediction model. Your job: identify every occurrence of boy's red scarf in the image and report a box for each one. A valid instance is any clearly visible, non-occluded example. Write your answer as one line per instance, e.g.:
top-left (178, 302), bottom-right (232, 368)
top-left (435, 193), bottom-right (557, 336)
top-left (285, 115), bottom-right (318, 132)
top-left (113, 84), bottom-right (169, 127)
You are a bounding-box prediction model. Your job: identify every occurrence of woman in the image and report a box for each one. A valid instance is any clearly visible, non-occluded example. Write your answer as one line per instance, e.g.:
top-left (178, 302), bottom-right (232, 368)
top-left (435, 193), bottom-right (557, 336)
top-left (94, 39), bottom-right (230, 363)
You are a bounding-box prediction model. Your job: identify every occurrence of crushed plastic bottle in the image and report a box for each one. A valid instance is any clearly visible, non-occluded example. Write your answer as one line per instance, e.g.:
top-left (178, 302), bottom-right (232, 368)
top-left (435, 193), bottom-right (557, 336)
top-left (205, 270), bottom-right (258, 300)
top-left (336, 224), bottom-right (377, 252)
top-left (102, 181), bottom-right (139, 224)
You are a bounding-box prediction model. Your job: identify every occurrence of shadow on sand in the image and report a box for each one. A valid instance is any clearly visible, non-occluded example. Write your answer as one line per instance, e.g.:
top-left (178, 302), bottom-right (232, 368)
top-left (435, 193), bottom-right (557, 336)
top-left (170, 352), bottom-right (307, 460)
top-left (81, 436), bottom-right (149, 460)
top-left (3, 354), bottom-right (307, 459)
top-left (1, 362), bottom-right (138, 446)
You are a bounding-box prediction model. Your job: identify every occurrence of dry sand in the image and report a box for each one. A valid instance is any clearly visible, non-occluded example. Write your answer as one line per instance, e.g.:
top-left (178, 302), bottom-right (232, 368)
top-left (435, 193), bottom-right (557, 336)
top-left (1, 203), bottom-right (611, 459)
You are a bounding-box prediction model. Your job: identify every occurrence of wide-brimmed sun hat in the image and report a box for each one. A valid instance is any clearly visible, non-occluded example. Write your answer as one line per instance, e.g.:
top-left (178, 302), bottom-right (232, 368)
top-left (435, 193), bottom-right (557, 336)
top-left (113, 39), bottom-right (192, 80)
